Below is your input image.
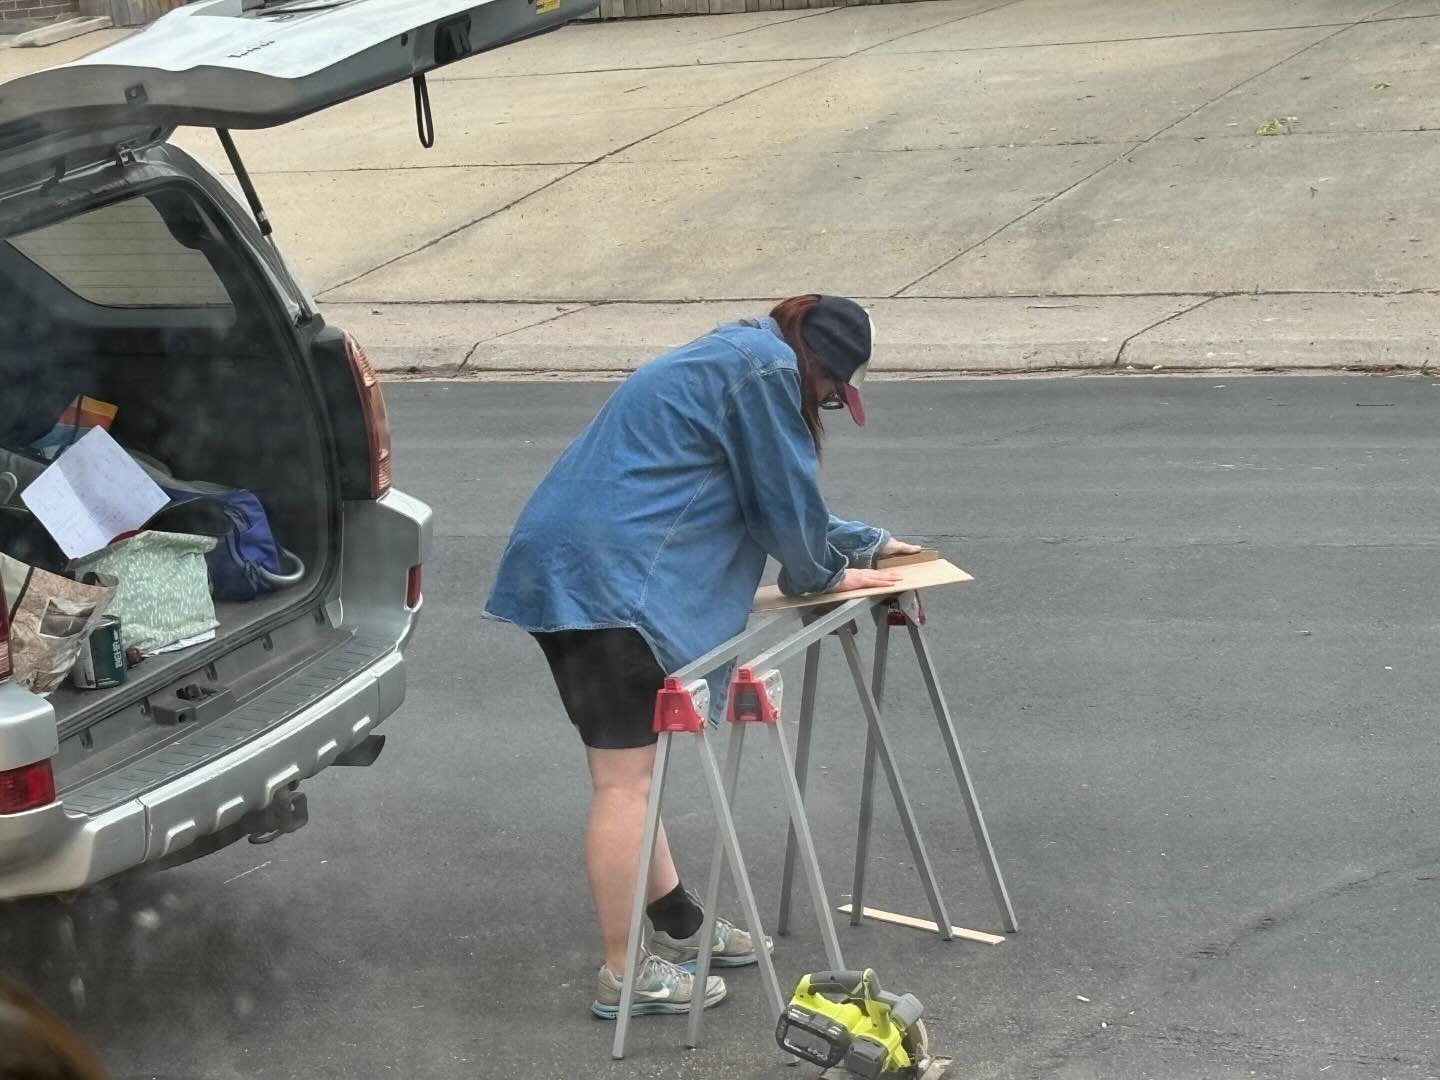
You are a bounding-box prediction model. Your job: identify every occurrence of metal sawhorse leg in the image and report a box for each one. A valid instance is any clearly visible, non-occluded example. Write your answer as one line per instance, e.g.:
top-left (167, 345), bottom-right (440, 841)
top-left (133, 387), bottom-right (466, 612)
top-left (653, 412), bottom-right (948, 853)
top-left (612, 598), bottom-right (867, 1061)
top-left (778, 591), bottom-right (1019, 940)
top-left (612, 581), bottom-right (1015, 1060)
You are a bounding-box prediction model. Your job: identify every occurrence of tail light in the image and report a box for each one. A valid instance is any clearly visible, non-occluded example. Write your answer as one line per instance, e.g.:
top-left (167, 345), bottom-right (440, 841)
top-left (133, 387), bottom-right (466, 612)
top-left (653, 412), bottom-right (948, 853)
top-left (0, 760), bottom-right (56, 815)
top-left (653, 677), bottom-right (710, 735)
top-left (728, 668), bottom-right (783, 725)
top-left (344, 333), bottom-right (392, 498)
top-left (406, 566), bottom-right (423, 609)
top-left (0, 573), bottom-right (12, 683)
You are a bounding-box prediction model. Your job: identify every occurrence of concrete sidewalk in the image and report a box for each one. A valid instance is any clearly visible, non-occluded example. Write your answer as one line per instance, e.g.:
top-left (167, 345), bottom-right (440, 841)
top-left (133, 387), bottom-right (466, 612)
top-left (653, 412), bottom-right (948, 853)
top-left (10, 1), bottom-right (1440, 373)
top-left (326, 293), bottom-right (1440, 375)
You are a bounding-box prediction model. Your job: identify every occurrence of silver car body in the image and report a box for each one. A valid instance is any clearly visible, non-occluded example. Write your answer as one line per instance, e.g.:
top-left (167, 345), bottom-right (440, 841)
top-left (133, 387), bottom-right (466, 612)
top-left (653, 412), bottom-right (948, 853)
top-left (0, 0), bottom-right (591, 898)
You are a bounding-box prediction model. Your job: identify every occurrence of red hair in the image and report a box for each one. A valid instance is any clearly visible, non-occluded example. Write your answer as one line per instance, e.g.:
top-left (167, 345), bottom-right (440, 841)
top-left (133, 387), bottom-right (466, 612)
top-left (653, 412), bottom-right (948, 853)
top-left (769, 294), bottom-right (830, 452)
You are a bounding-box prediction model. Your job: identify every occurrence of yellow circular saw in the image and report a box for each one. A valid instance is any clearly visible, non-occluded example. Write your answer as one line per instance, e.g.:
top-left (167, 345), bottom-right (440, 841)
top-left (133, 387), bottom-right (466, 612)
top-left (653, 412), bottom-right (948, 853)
top-left (776, 969), bottom-right (934, 1080)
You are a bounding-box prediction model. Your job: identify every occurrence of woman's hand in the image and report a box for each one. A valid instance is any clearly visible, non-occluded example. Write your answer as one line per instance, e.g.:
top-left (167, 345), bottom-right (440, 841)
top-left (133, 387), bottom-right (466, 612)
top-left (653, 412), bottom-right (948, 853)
top-left (880, 537), bottom-right (922, 557)
top-left (828, 567), bottom-right (902, 594)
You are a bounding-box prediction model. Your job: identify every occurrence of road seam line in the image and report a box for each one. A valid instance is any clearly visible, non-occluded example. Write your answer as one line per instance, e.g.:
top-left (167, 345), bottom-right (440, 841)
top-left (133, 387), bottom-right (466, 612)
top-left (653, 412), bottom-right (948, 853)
top-left (877, 10), bottom-right (1439, 58)
top-left (327, 287), bottom-right (1440, 306)
top-left (893, 3), bottom-right (1407, 299)
top-left (315, 59), bottom-right (834, 298)
top-left (320, 0), bottom-right (1028, 299)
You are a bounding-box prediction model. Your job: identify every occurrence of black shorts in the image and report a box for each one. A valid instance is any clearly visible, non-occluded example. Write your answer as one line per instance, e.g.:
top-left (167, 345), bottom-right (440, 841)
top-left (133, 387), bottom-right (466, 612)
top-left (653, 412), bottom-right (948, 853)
top-left (534, 628), bottom-right (666, 750)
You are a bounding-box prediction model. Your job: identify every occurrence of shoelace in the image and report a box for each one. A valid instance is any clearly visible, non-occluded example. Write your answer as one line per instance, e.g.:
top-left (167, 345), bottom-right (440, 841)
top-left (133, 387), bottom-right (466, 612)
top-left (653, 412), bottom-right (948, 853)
top-left (640, 953), bottom-right (691, 991)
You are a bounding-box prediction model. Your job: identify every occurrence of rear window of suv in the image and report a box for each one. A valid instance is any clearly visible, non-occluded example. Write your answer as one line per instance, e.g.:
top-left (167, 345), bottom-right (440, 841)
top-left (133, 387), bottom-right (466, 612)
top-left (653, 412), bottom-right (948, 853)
top-left (7, 195), bottom-right (231, 308)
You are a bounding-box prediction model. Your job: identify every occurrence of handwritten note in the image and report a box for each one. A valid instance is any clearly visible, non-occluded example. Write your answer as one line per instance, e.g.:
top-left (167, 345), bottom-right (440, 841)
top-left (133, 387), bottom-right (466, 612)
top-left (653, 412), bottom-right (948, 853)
top-left (21, 427), bottom-right (169, 560)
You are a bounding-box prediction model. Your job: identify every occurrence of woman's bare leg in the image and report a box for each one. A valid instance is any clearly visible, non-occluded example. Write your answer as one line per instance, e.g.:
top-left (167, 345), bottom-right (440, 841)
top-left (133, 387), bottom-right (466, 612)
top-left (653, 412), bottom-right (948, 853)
top-left (586, 744), bottom-right (681, 974)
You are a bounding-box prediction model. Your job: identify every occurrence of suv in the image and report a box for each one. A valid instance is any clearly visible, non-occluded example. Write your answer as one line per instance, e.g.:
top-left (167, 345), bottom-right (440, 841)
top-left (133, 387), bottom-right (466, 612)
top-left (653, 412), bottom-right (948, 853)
top-left (0, 0), bottom-right (587, 899)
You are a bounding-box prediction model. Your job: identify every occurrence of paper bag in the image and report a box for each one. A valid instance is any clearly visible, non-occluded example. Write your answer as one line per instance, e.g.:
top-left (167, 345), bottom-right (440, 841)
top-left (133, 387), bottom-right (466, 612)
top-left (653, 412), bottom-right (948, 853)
top-left (0, 553), bottom-right (117, 695)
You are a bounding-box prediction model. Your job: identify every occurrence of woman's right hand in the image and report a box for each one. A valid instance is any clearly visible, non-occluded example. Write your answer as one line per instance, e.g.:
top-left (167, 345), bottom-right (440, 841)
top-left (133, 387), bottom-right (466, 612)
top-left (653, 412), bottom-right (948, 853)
top-left (828, 567), bottom-right (903, 594)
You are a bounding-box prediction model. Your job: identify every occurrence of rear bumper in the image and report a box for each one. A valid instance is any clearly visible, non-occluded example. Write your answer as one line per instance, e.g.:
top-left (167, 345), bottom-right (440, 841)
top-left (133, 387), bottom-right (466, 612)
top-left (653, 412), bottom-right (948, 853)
top-left (0, 649), bottom-right (403, 901)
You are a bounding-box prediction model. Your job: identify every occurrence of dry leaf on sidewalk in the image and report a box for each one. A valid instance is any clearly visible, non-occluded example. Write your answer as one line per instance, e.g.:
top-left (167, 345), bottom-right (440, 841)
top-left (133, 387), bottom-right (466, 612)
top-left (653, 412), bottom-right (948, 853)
top-left (1255, 116), bottom-right (1299, 136)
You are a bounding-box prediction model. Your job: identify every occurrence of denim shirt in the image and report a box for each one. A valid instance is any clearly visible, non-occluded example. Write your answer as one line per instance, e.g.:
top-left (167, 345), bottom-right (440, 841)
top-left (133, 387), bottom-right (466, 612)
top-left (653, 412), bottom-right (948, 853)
top-left (485, 318), bottom-right (888, 709)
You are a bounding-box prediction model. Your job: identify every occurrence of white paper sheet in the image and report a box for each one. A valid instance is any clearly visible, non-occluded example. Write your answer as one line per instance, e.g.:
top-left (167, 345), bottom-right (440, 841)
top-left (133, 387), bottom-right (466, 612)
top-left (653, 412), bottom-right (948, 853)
top-left (148, 629), bottom-right (217, 656)
top-left (20, 427), bottom-right (170, 560)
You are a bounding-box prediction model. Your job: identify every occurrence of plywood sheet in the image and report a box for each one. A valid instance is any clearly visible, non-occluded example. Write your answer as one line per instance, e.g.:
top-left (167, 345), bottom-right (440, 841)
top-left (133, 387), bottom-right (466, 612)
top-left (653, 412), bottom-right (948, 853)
top-left (752, 558), bottom-right (972, 612)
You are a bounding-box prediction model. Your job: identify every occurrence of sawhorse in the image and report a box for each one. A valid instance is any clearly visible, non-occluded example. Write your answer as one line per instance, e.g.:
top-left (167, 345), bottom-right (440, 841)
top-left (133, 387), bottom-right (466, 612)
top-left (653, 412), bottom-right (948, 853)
top-left (612, 570), bottom-right (1014, 1060)
top-left (778, 590), bottom-right (1018, 943)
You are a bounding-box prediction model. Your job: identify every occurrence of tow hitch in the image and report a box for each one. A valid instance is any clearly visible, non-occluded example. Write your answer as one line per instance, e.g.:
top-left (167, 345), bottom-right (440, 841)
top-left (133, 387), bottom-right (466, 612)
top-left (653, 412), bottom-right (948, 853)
top-left (248, 782), bottom-right (308, 845)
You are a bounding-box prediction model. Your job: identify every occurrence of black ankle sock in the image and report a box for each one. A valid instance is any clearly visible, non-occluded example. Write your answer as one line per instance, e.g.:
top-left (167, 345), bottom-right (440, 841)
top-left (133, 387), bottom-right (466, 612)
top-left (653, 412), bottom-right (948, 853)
top-left (647, 881), bottom-right (704, 939)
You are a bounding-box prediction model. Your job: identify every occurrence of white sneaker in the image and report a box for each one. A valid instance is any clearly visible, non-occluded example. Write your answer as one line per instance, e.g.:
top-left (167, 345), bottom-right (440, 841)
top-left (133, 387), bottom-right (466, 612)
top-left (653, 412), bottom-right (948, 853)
top-left (651, 913), bottom-right (772, 970)
top-left (591, 952), bottom-right (726, 1020)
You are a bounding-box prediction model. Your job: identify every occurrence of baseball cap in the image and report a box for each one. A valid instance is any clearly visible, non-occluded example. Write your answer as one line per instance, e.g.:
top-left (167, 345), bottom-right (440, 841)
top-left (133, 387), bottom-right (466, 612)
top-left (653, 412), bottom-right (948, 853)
top-left (801, 295), bottom-right (873, 426)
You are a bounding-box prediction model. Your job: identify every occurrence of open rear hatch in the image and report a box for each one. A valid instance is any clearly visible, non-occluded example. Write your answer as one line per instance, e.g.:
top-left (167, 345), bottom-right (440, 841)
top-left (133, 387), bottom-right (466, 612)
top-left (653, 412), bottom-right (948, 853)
top-left (0, 0), bottom-right (595, 194)
top-left (0, 0), bottom-right (595, 134)
top-left (0, 178), bottom-right (346, 790)
top-left (1, 0), bottom-right (587, 803)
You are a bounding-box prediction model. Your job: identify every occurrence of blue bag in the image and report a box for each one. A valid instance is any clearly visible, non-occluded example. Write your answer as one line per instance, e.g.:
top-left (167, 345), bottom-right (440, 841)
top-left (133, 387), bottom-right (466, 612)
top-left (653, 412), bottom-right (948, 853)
top-left (123, 452), bottom-right (306, 603)
top-left (168, 485), bottom-right (305, 602)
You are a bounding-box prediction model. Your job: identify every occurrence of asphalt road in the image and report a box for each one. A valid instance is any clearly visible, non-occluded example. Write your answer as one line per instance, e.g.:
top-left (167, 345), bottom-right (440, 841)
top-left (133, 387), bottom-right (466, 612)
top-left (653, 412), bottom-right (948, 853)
top-left (4, 376), bottom-right (1439, 1080)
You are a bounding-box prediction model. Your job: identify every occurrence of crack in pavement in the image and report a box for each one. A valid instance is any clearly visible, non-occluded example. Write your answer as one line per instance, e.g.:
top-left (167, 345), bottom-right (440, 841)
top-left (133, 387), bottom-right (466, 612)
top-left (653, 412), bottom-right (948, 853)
top-left (219, 162), bottom-right (593, 175)
top-left (879, 9), bottom-right (1440, 58)
top-left (1093, 1021), bottom-right (1440, 1074)
top-left (1180, 854), bottom-right (1440, 973)
top-left (231, 126), bottom-right (1440, 183)
top-left (425, 9), bottom-right (1440, 80)
top-left (893, 0), bottom-right (1414, 299)
top-left (314, 63), bottom-right (829, 298)
top-left (1015, 851), bottom-right (1440, 1079)
top-left (457, 303), bottom-right (596, 369)
top-left (707, 5), bottom-right (839, 42)
top-left (1114, 296), bottom-right (1218, 368)
top-left (335, 286), bottom-right (1440, 306)
top-left (432, 53), bottom-right (849, 80)
top-left (318, 0), bottom-right (1025, 300)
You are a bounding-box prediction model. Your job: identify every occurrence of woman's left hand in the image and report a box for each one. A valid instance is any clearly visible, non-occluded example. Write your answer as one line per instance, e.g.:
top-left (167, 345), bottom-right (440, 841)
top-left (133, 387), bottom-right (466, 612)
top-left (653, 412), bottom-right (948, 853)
top-left (880, 537), bottom-right (922, 557)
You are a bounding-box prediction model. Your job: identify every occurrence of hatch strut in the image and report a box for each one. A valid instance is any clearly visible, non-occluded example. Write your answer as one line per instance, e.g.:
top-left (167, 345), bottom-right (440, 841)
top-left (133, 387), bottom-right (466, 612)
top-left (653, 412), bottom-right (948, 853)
top-left (213, 127), bottom-right (317, 324)
top-left (216, 128), bottom-right (272, 239)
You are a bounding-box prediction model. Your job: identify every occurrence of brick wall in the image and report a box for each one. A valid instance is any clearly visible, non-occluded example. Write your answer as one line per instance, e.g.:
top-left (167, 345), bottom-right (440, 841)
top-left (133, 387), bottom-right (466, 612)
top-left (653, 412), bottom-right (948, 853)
top-left (0, 0), bottom-right (79, 22)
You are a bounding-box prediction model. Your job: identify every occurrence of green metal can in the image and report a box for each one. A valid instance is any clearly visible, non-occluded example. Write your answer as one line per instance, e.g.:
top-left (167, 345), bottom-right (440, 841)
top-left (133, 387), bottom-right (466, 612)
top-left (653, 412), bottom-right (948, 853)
top-left (72, 615), bottom-right (127, 690)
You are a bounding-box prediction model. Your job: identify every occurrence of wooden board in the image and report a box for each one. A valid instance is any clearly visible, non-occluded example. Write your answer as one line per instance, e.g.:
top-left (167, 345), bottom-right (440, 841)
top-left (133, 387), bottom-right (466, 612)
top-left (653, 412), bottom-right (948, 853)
top-left (836, 904), bottom-right (1006, 945)
top-left (875, 548), bottom-right (941, 570)
top-left (753, 558), bottom-right (972, 612)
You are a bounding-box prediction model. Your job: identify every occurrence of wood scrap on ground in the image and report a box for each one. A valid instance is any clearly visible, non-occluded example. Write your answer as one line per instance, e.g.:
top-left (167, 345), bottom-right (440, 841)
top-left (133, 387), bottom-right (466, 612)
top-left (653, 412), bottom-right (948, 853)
top-left (835, 904), bottom-right (1006, 945)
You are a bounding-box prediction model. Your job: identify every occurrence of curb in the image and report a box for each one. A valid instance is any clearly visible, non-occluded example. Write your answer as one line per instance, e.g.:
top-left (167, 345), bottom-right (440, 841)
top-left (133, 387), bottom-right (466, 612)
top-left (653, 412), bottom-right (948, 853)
top-left (320, 293), bottom-right (1440, 378)
top-left (10, 14), bottom-right (111, 47)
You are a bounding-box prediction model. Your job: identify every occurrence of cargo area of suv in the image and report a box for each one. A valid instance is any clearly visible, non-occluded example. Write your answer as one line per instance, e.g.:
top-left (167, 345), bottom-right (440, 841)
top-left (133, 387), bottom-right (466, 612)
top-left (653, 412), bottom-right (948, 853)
top-left (0, 0), bottom-right (609, 898)
top-left (0, 184), bottom-right (340, 791)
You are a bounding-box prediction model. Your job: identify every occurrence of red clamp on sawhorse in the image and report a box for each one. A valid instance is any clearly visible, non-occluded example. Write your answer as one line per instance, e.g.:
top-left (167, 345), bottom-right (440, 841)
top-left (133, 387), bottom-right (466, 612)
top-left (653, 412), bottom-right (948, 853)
top-left (613, 661), bottom-right (845, 1059)
top-left (682, 668), bottom-right (845, 1051)
top-left (887, 593), bottom-right (925, 626)
top-left (612, 580), bottom-right (1016, 1060)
